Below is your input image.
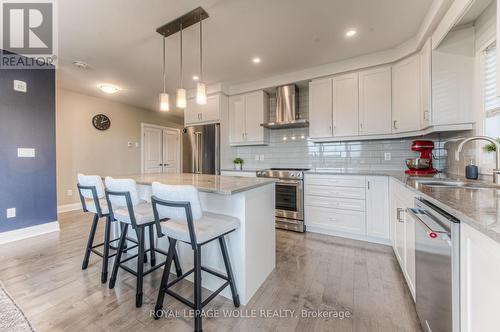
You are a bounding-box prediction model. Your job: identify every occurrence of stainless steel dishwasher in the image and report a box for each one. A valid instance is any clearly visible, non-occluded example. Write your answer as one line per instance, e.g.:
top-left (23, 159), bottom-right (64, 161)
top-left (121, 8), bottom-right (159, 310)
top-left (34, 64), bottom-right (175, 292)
top-left (407, 198), bottom-right (460, 332)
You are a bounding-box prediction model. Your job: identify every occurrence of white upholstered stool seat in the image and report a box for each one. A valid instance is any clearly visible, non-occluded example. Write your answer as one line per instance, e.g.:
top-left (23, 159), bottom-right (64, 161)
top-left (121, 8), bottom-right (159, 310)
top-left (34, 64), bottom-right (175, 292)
top-left (161, 212), bottom-right (239, 244)
top-left (113, 201), bottom-right (155, 226)
top-left (85, 198), bottom-right (109, 215)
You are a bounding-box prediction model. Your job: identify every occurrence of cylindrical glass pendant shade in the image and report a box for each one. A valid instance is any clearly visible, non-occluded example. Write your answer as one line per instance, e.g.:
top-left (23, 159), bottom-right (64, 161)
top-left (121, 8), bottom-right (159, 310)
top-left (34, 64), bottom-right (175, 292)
top-left (159, 93), bottom-right (169, 111)
top-left (176, 88), bottom-right (186, 108)
top-left (196, 82), bottom-right (207, 105)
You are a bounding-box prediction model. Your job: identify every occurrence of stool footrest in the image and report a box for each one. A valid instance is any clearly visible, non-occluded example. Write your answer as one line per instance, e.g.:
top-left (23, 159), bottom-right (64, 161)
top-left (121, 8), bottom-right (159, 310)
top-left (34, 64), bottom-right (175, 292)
top-left (201, 266), bottom-right (228, 281)
top-left (165, 289), bottom-right (195, 309)
top-left (201, 281), bottom-right (230, 308)
top-left (90, 248), bottom-right (117, 258)
top-left (166, 268), bottom-right (195, 288)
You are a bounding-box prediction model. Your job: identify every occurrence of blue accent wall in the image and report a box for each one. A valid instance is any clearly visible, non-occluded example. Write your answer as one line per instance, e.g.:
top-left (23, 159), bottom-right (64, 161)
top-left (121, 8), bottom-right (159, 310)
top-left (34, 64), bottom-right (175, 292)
top-left (0, 53), bottom-right (57, 232)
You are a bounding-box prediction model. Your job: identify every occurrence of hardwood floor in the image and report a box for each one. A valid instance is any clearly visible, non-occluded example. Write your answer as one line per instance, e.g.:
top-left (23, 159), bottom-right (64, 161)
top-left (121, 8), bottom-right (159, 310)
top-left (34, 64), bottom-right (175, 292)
top-left (0, 211), bottom-right (421, 331)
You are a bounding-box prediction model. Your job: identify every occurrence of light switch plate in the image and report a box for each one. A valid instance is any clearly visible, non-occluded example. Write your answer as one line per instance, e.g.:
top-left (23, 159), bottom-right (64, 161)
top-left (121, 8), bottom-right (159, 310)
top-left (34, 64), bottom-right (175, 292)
top-left (17, 148), bottom-right (35, 158)
top-left (384, 152), bottom-right (392, 161)
top-left (6, 208), bottom-right (16, 219)
top-left (13, 80), bottom-right (27, 93)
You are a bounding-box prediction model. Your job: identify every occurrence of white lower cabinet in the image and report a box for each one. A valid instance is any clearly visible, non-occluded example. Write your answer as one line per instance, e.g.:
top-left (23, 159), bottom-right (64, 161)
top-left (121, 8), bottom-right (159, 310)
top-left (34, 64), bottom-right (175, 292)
top-left (366, 176), bottom-right (390, 240)
top-left (389, 178), bottom-right (416, 300)
top-left (305, 174), bottom-right (389, 244)
top-left (460, 222), bottom-right (500, 332)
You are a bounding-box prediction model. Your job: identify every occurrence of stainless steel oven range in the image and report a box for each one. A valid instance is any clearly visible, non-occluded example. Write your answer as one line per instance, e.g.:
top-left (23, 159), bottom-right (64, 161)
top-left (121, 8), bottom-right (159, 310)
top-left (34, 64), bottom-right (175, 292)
top-left (256, 168), bottom-right (309, 232)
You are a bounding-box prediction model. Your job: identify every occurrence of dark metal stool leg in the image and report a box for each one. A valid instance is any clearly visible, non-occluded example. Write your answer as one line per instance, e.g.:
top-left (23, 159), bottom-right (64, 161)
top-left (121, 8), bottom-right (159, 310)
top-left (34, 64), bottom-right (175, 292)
top-left (136, 227), bottom-right (145, 308)
top-left (120, 222), bottom-right (128, 253)
top-left (149, 225), bottom-right (156, 266)
top-left (194, 245), bottom-right (202, 332)
top-left (101, 215), bottom-right (111, 283)
top-left (219, 237), bottom-right (240, 307)
top-left (109, 223), bottom-right (128, 289)
top-left (172, 242), bottom-right (183, 277)
top-left (154, 238), bottom-right (177, 319)
top-left (82, 214), bottom-right (99, 270)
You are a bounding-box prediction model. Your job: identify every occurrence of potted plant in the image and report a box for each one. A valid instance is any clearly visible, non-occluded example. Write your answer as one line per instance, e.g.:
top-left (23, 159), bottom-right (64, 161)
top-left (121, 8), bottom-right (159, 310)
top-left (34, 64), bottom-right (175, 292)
top-left (233, 157), bottom-right (244, 170)
top-left (484, 138), bottom-right (500, 152)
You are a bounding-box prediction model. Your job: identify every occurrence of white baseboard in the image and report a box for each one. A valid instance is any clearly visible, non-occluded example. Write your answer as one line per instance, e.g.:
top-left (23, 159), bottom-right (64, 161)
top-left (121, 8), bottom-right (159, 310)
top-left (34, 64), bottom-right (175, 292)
top-left (57, 202), bottom-right (81, 213)
top-left (0, 221), bottom-right (60, 245)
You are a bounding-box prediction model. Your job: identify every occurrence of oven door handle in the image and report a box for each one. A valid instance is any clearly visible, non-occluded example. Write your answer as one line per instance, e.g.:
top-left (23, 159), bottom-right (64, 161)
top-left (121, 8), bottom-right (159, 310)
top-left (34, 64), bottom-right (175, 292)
top-left (276, 179), bottom-right (301, 185)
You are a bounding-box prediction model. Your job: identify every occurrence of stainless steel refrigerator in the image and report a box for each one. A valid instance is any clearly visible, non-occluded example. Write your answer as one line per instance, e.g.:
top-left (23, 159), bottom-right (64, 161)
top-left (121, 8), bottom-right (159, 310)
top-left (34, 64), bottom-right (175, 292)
top-left (182, 123), bottom-right (220, 174)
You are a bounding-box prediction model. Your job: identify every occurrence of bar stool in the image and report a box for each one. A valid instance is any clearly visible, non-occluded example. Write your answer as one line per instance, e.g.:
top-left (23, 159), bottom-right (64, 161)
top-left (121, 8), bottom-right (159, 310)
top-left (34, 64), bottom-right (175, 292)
top-left (151, 182), bottom-right (240, 332)
top-left (104, 177), bottom-right (182, 308)
top-left (77, 173), bottom-right (118, 283)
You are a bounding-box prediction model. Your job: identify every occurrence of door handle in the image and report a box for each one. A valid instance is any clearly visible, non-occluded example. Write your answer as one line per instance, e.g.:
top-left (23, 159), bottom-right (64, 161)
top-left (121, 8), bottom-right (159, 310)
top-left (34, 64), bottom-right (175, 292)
top-left (393, 120), bottom-right (398, 129)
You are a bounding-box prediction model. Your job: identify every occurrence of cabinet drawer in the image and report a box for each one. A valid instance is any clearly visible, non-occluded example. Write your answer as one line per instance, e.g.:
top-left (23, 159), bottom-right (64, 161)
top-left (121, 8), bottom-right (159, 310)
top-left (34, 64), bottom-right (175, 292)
top-left (305, 184), bottom-right (366, 200)
top-left (305, 174), bottom-right (366, 188)
top-left (305, 195), bottom-right (365, 211)
top-left (305, 206), bottom-right (365, 235)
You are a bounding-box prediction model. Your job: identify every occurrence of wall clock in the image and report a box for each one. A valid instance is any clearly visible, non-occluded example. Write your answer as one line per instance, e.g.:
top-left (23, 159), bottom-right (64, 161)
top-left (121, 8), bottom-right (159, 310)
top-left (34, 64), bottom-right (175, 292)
top-left (92, 114), bottom-right (111, 131)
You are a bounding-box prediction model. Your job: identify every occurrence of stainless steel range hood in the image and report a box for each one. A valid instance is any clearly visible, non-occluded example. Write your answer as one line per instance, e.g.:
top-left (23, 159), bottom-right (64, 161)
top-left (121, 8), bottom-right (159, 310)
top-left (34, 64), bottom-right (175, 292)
top-left (261, 84), bottom-right (309, 129)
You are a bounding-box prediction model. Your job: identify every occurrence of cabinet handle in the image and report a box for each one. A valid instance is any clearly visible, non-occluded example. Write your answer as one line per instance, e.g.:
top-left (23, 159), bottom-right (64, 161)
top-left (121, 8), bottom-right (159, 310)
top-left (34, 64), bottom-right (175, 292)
top-left (393, 120), bottom-right (398, 129)
top-left (359, 123), bottom-right (363, 129)
top-left (396, 208), bottom-right (404, 222)
top-left (367, 181), bottom-right (370, 190)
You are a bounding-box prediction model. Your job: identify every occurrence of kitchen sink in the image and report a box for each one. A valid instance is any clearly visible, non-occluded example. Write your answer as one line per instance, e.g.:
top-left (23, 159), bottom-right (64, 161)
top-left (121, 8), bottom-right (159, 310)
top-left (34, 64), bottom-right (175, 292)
top-left (415, 179), bottom-right (499, 190)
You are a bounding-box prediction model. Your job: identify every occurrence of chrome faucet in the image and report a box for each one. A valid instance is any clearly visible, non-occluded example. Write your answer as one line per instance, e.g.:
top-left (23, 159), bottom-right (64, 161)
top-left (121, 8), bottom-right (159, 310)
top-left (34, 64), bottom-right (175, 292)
top-left (455, 136), bottom-right (500, 184)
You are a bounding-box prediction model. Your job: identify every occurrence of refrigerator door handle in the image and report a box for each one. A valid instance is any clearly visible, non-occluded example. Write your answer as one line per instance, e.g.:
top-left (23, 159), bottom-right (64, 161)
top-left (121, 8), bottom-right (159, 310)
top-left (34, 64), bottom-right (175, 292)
top-left (215, 124), bottom-right (220, 175)
top-left (195, 132), bottom-right (202, 174)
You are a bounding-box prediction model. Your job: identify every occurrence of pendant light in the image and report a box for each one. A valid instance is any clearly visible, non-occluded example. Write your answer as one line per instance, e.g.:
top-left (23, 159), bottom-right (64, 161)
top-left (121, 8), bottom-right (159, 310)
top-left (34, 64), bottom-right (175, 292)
top-left (196, 13), bottom-right (207, 105)
top-left (176, 23), bottom-right (186, 109)
top-left (159, 34), bottom-right (169, 111)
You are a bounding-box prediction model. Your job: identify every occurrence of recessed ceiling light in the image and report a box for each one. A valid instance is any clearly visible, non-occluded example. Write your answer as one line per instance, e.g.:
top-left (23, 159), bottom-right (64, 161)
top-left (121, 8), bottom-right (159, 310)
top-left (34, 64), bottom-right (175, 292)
top-left (192, 75), bottom-right (199, 81)
top-left (97, 83), bottom-right (121, 94)
top-left (345, 29), bottom-right (357, 37)
top-left (252, 57), bottom-right (261, 64)
top-left (72, 60), bottom-right (89, 69)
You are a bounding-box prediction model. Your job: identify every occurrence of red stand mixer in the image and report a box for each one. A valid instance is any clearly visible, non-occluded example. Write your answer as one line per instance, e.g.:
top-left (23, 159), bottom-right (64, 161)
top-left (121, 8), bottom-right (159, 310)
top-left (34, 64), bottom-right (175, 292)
top-left (405, 140), bottom-right (438, 175)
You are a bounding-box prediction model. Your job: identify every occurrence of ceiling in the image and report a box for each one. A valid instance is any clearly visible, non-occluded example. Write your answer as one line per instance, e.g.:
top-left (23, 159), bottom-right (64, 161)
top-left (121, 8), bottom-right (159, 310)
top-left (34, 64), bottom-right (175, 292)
top-left (58, 0), bottom-right (434, 117)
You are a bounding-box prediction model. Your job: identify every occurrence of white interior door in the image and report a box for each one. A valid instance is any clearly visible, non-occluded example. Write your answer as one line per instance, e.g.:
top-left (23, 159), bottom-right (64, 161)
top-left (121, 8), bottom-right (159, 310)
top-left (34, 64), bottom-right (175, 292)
top-left (162, 129), bottom-right (179, 173)
top-left (142, 125), bottom-right (180, 174)
top-left (143, 126), bottom-right (163, 173)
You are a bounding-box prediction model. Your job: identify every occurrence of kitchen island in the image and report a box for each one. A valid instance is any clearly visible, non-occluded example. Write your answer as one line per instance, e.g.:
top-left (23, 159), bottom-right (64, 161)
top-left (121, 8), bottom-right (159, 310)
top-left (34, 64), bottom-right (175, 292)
top-left (109, 173), bottom-right (276, 305)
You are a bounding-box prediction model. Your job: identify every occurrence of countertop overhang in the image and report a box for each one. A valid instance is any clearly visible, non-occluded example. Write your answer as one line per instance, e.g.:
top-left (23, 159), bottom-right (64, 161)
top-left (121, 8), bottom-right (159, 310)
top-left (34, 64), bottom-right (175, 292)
top-left (107, 173), bottom-right (275, 195)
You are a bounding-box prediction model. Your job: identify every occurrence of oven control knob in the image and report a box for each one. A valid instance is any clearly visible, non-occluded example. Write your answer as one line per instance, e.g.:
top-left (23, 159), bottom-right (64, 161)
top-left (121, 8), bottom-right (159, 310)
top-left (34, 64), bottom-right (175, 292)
top-left (294, 172), bottom-right (300, 177)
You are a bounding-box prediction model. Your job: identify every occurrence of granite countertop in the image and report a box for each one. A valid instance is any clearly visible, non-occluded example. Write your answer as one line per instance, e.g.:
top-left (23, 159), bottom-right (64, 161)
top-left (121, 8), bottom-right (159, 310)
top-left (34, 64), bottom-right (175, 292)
top-left (220, 168), bottom-right (260, 173)
top-left (306, 168), bottom-right (500, 243)
top-left (110, 173), bottom-right (275, 195)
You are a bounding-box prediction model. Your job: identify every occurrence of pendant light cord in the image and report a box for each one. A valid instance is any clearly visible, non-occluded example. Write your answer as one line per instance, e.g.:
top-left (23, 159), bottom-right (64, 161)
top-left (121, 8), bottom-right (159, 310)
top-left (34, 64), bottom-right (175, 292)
top-left (199, 12), bottom-right (203, 81)
top-left (162, 34), bottom-right (166, 93)
top-left (180, 22), bottom-right (183, 88)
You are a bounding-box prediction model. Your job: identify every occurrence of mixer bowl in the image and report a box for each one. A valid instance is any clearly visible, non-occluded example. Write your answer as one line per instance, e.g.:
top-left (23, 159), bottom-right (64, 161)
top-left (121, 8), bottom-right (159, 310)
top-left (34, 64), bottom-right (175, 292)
top-left (406, 158), bottom-right (431, 170)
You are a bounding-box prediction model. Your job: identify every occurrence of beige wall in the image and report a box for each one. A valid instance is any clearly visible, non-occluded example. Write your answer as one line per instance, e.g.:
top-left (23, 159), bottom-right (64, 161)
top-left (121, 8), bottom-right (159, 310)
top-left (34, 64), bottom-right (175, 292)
top-left (56, 89), bottom-right (183, 206)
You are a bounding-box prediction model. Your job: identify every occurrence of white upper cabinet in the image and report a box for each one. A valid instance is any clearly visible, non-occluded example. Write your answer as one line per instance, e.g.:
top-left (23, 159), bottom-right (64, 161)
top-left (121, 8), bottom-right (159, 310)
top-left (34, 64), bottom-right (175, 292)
top-left (392, 54), bottom-right (421, 133)
top-left (309, 78), bottom-right (333, 139)
top-left (359, 66), bottom-right (392, 135)
top-left (420, 38), bottom-right (432, 128)
top-left (229, 95), bottom-right (246, 144)
top-left (229, 90), bottom-right (268, 146)
top-left (333, 73), bottom-right (359, 137)
top-left (185, 93), bottom-right (224, 126)
top-left (185, 99), bottom-right (200, 125)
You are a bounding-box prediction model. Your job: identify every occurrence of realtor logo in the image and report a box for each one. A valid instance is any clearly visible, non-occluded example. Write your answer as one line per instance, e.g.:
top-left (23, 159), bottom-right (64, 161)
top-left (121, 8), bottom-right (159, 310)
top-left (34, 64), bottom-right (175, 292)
top-left (1, 0), bottom-right (57, 69)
